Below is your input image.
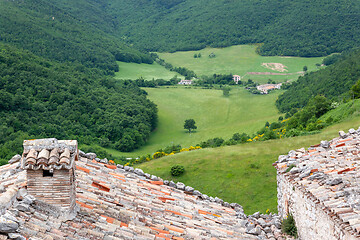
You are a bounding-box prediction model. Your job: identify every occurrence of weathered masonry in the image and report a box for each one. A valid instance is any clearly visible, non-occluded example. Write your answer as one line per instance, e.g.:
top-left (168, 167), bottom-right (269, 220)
top-left (275, 129), bottom-right (360, 240)
top-left (21, 138), bottom-right (78, 212)
top-left (2, 139), bottom-right (286, 239)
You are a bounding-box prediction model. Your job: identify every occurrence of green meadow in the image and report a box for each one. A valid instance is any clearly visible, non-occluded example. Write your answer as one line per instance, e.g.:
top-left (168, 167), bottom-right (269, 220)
top-left (120, 87), bottom-right (283, 157)
top-left (139, 113), bottom-right (360, 214)
top-left (157, 45), bottom-right (324, 83)
top-left (115, 61), bottom-right (182, 80)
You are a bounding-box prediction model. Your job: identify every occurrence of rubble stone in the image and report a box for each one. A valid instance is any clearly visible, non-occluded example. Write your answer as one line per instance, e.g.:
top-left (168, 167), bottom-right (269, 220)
top-left (339, 130), bottom-right (348, 139)
top-left (8, 233), bottom-right (26, 240)
top-left (320, 140), bottom-right (330, 148)
top-left (184, 186), bottom-right (194, 192)
top-left (134, 169), bottom-right (144, 176)
top-left (326, 178), bottom-right (343, 186)
top-left (0, 216), bottom-right (18, 233)
top-left (176, 182), bottom-right (185, 190)
top-left (8, 155), bottom-right (21, 164)
top-left (85, 153), bottom-right (96, 160)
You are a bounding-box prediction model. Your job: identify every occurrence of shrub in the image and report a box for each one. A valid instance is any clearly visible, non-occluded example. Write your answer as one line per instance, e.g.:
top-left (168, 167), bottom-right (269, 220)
top-left (153, 151), bottom-right (166, 159)
top-left (164, 144), bottom-right (182, 154)
top-left (286, 164), bottom-right (296, 173)
top-left (281, 214), bottom-right (297, 237)
top-left (170, 165), bottom-right (185, 176)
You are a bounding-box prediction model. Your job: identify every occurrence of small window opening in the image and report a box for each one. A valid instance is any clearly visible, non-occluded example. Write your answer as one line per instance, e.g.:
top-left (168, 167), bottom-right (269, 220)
top-left (43, 170), bottom-right (54, 177)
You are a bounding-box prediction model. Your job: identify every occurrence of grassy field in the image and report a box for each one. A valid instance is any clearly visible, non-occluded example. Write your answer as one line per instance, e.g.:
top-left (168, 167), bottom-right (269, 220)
top-left (157, 45), bottom-right (324, 84)
top-left (139, 114), bottom-right (360, 215)
top-left (115, 86), bottom-right (282, 157)
top-left (115, 61), bottom-right (183, 80)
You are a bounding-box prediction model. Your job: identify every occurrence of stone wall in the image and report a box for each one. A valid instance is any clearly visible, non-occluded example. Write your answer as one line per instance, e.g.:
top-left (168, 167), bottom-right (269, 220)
top-left (277, 173), bottom-right (357, 240)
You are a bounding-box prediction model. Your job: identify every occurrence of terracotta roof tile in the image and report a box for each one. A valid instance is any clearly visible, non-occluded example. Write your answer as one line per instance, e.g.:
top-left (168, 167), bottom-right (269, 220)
top-left (0, 139), bottom-right (284, 239)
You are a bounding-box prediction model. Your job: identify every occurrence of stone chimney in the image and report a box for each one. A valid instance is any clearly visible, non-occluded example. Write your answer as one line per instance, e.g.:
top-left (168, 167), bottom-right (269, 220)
top-left (21, 138), bottom-right (78, 212)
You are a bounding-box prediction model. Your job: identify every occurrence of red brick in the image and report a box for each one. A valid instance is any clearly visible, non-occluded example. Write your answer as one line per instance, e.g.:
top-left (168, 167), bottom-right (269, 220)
top-left (338, 167), bottom-right (356, 174)
top-left (101, 215), bottom-right (115, 224)
top-left (198, 209), bottom-right (212, 215)
top-left (120, 222), bottom-right (128, 228)
top-left (105, 164), bottom-right (117, 170)
top-left (150, 181), bottom-right (164, 185)
top-left (165, 225), bottom-right (184, 233)
top-left (158, 197), bottom-right (175, 203)
top-left (76, 201), bottom-right (94, 210)
top-left (76, 166), bottom-right (90, 173)
top-left (336, 143), bottom-right (346, 148)
top-left (91, 181), bottom-right (110, 192)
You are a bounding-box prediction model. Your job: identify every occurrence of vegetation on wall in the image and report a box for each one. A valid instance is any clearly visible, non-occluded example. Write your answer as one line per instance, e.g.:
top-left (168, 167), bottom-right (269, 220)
top-left (0, 43), bottom-right (157, 162)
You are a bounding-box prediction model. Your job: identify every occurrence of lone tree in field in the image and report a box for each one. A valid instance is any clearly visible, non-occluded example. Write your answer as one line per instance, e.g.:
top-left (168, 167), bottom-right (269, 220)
top-left (184, 119), bottom-right (197, 133)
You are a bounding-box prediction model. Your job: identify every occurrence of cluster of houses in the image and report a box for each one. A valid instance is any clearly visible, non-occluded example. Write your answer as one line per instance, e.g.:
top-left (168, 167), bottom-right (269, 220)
top-left (178, 75), bottom-right (242, 85)
top-left (256, 83), bottom-right (282, 94)
top-left (177, 76), bottom-right (283, 94)
top-left (177, 79), bottom-right (193, 85)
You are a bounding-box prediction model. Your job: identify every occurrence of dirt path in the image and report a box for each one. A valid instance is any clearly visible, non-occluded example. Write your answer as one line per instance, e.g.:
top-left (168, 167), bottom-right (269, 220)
top-left (247, 71), bottom-right (304, 75)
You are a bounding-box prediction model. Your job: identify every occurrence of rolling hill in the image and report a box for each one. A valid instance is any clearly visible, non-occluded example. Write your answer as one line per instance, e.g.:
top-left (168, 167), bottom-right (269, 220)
top-left (276, 48), bottom-right (360, 113)
top-left (45, 0), bottom-right (360, 57)
top-left (0, 0), bottom-right (153, 72)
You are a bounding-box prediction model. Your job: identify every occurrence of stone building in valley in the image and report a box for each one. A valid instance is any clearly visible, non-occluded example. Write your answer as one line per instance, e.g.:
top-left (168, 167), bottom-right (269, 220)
top-left (275, 128), bottom-right (360, 240)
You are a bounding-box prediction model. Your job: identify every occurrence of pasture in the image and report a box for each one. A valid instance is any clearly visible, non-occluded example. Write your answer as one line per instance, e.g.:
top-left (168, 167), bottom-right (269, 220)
top-left (157, 45), bottom-right (324, 83)
top-left (139, 114), bottom-right (360, 214)
top-left (125, 86), bottom-right (283, 156)
top-left (115, 61), bottom-right (182, 80)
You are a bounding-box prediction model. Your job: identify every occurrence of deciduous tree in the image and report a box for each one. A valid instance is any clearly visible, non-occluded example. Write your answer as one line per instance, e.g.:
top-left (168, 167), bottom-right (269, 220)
top-left (184, 119), bottom-right (197, 133)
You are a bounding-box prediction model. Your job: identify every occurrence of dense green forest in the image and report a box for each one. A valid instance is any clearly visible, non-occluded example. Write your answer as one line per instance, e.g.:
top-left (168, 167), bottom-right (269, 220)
top-left (0, 0), bottom-right (153, 72)
top-left (46, 0), bottom-right (360, 57)
top-left (276, 48), bottom-right (360, 113)
top-left (0, 43), bottom-right (157, 163)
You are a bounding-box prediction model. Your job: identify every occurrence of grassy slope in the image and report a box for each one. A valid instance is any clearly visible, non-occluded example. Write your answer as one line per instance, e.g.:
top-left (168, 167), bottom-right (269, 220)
top-left (138, 114), bottom-right (360, 215)
top-left (115, 62), bottom-right (183, 80)
top-left (120, 87), bottom-right (282, 157)
top-left (158, 45), bottom-right (324, 83)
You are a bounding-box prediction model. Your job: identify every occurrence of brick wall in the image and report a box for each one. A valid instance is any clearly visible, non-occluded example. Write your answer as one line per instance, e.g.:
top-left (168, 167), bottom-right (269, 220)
top-left (27, 169), bottom-right (75, 212)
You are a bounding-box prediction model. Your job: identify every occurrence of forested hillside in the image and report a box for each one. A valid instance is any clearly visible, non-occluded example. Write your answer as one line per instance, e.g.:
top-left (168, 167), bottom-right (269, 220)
top-left (0, 43), bottom-right (157, 163)
top-left (0, 0), bottom-right (153, 72)
top-left (47, 0), bottom-right (360, 57)
top-left (276, 48), bottom-right (360, 113)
